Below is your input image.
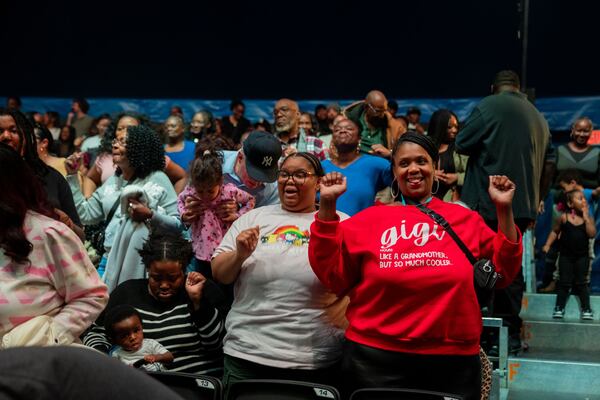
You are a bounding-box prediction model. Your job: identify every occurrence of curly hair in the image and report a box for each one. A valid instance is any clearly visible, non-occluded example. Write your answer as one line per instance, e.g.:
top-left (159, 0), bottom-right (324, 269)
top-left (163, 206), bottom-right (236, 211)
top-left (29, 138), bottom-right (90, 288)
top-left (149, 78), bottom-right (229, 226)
top-left (190, 147), bottom-right (224, 189)
top-left (99, 112), bottom-right (152, 155)
top-left (0, 143), bottom-right (56, 264)
top-left (138, 229), bottom-right (193, 270)
top-left (116, 124), bottom-right (165, 180)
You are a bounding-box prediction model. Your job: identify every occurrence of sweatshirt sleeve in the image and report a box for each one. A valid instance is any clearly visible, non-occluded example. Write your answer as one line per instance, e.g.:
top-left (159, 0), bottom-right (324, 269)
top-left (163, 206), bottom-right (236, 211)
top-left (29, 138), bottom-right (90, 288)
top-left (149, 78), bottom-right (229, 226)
top-left (147, 172), bottom-right (184, 233)
top-left (67, 173), bottom-right (107, 225)
top-left (189, 280), bottom-right (226, 351)
top-left (45, 223), bottom-right (109, 343)
top-left (476, 216), bottom-right (523, 289)
top-left (308, 213), bottom-right (361, 296)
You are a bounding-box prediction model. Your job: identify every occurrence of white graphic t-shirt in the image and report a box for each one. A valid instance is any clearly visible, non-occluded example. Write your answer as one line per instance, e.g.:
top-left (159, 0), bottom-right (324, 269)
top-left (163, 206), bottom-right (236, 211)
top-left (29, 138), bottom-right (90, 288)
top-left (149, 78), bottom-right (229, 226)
top-left (213, 205), bottom-right (347, 369)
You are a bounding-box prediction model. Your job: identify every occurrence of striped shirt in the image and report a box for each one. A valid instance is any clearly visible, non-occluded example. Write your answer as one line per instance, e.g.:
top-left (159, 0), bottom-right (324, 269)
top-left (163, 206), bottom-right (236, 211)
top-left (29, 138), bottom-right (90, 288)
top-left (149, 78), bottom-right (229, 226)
top-left (83, 279), bottom-right (226, 376)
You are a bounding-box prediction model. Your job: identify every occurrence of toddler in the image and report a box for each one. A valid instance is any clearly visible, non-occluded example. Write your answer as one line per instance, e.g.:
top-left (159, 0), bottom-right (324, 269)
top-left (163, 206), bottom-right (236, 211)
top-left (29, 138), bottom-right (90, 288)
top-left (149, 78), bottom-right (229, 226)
top-left (105, 305), bottom-right (174, 371)
top-left (543, 189), bottom-right (596, 320)
top-left (178, 149), bottom-right (255, 277)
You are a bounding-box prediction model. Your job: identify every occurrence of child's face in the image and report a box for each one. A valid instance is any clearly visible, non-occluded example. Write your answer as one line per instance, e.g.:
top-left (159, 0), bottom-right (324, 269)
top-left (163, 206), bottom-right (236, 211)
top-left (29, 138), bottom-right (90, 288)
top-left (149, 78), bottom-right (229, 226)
top-left (112, 315), bottom-right (144, 352)
top-left (568, 191), bottom-right (586, 212)
top-left (194, 183), bottom-right (220, 202)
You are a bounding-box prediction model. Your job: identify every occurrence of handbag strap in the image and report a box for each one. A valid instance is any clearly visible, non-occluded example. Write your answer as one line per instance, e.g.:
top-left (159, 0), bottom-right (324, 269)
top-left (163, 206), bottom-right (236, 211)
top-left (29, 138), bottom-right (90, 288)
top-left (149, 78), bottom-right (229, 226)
top-left (105, 197), bottom-right (121, 224)
top-left (415, 203), bottom-right (477, 265)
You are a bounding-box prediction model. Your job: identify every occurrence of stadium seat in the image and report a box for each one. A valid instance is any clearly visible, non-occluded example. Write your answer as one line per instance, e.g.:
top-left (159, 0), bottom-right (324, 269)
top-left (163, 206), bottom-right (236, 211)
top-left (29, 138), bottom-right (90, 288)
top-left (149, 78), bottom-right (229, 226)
top-left (349, 388), bottom-right (464, 400)
top-left (227, 379), bottom-right (340, 400)
top-left (146, 371), bottom-right (222, 400)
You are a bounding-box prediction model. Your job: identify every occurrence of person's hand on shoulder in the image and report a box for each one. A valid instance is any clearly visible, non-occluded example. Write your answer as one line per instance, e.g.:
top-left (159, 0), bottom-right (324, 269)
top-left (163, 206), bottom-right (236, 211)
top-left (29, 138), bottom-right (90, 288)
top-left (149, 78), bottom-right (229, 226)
top-left (488, 175), bottom-right (515, 207)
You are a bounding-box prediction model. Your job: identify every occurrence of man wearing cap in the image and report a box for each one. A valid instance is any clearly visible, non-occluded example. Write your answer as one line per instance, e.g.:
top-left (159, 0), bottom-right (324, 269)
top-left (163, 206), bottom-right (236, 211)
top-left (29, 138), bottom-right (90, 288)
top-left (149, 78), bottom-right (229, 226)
top-left (218, 131), bottom-right (282, 221)
top-left (343, 90), bottom-right (405, 157)
top-left (273, 98), bottom-right (326, 160)
top-left (456, 70), bottom-right (554, 354)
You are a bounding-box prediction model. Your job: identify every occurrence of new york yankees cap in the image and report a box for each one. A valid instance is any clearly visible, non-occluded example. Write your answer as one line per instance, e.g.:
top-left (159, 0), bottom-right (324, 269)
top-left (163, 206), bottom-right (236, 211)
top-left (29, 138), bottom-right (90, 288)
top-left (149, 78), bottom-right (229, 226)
top-left (242, 131), bottom-right (282, 183)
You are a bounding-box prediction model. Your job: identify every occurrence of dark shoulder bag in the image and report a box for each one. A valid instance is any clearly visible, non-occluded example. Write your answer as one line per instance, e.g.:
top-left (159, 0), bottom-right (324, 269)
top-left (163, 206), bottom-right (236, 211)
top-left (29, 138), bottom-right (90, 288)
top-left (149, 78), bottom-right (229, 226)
top-left (85, 198), bottom-right (121, 257)
top-left (416, 204), bottom-right (501, 315)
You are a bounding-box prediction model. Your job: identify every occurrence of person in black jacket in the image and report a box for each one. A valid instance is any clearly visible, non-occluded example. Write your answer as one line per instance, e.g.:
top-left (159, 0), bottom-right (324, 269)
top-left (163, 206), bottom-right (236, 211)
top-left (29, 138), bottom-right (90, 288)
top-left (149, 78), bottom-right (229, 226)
top-left (456, 70), bottom-right (554, 353)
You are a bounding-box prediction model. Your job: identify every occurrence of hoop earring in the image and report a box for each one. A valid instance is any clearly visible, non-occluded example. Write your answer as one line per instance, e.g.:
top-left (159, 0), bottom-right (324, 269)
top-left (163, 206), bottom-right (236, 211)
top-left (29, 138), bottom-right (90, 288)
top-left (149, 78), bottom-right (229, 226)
top-left (390, 179), bottom-right (400, 199)
top-left (431, 179), bottom-right (440, 195)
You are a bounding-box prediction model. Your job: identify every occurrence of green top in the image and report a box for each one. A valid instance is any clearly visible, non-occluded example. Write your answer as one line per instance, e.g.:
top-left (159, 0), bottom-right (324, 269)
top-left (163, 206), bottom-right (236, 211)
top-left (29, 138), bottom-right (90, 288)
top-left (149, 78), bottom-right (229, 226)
top-left (346, 104), bottom-right (386, 153)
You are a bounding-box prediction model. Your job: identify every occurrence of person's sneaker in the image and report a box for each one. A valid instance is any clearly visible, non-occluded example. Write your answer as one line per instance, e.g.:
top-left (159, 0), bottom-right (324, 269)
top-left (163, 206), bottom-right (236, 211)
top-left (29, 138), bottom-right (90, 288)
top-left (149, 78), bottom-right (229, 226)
top-left (581, 309), bottom-right (594, 320)
top-left (552, 307), bottom-right (564, 319)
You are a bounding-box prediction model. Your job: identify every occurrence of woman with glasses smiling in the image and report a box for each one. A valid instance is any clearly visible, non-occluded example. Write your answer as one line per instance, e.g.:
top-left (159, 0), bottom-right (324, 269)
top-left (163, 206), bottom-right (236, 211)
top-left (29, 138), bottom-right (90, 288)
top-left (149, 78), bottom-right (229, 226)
top-left (65, 124), bottom-right (183, 292)
top-left (211, 152), bottom-right (348, 395)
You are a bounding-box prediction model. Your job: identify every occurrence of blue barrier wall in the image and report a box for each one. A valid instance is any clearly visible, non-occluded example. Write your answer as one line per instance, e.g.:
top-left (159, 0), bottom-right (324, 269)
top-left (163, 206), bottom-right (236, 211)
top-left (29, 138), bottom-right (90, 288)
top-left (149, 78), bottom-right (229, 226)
top-left (7, 95), bottom-right (600, 131)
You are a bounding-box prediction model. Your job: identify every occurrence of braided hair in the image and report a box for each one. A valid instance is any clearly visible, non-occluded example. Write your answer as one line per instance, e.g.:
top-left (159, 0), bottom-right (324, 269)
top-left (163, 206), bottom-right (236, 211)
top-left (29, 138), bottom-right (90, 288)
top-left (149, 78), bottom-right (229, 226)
top-left (138, 229), bottom-right (193, 270)
top-left (281, 152), bottom-right (325, 177)
top-left (392, 131), bottom-right (439, 164)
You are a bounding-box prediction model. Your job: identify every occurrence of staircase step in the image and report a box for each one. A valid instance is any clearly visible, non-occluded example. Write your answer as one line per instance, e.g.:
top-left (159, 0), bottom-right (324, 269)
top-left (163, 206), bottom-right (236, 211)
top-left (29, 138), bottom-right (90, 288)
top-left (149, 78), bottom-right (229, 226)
top-left (522, 318), bottom-right (600, 351)
top-left (521, 293), bottom-right (600, 321)
top-left (507, 389), bottom-right (600, 400)
top-left (507, 349), bottom-right (600, 396)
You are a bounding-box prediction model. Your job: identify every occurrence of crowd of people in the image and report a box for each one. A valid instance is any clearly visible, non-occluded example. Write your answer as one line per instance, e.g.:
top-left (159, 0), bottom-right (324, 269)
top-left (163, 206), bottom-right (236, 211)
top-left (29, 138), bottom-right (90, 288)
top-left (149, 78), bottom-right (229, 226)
top-left (0, 69), bottom-right (596, 400)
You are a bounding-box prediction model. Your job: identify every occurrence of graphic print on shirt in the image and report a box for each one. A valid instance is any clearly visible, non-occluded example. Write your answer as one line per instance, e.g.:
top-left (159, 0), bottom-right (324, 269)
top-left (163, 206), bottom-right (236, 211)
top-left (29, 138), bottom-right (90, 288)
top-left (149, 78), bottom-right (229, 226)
top-left (378, 219), bottom-right (452, 269)
top-left (261, 225), bottom-right (310, 247)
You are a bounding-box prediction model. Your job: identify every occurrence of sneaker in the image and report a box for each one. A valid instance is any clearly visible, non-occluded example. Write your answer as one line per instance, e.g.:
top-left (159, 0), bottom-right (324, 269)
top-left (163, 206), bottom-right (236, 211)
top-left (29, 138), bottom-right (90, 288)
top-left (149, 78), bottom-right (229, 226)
top-left (581, 310), bottom-right (594, 320)
top-left (552, 307), bottom-right (564, 319)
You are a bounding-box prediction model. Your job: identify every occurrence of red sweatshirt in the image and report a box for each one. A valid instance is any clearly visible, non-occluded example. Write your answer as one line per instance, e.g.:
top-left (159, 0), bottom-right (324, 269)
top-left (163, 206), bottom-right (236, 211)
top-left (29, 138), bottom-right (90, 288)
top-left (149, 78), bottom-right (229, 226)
top-left (309, 198), bottom-right (522, 356)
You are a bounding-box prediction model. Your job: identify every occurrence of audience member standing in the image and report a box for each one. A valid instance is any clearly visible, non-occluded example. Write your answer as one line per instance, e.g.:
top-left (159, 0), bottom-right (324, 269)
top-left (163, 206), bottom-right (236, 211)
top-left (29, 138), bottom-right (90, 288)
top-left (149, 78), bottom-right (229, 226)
top-left (322, 118), bottom-right (392, 215)
top-left (0, 143), bottom-right (108, 345)
top-left (274, 98), bottom-right (327, 160)
top-left (427, 109), bottom-right (468, 202)
top-left (221, 100), bottom-right (251, 146)
top-left (456, 70), bottom-right (553, 353)
top-left (221, 131), bottom-right (282, 210)
top-left (164, 115), bottom-right (196, 172)
top-left (344, 90), bottom-right (405, 157)
top-left (67, 97), bottom-right (94, 138)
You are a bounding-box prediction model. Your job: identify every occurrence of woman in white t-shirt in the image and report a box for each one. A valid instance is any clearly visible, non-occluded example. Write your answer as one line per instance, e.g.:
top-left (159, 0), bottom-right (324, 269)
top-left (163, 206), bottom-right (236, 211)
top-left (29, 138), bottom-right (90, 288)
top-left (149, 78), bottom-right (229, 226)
top-left (212, 152), bottom-right (347, 393)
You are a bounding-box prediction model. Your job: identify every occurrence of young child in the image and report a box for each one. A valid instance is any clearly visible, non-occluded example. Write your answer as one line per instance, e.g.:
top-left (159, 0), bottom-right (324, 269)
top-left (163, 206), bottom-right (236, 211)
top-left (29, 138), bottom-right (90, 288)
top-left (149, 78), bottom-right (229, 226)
top-left (539, 169), bottom-right (599, 292)
top-left (178, 148), bottom-right (255, 278)
top-left (105, 305), bottom-right (174, 371)
top-left (542, 189), bottom-right (596, 320)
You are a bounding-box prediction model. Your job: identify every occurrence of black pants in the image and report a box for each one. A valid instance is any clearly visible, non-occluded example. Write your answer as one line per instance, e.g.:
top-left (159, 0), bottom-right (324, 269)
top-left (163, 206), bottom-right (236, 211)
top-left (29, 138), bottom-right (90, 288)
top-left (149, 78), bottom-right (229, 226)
top-left (341, 340), bottom-right (481, 400)
top-left (485, 218), bottom-right (530, 340)
top-left (223, 354), bottom-right (341, 399)
top-left (556, 254), bottom-right (591, 310)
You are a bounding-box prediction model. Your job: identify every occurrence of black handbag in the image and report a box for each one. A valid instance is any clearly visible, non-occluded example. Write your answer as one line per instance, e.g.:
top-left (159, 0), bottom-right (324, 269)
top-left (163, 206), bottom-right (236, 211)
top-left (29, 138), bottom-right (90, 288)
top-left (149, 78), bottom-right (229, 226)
top-left (85, 198), bottom-right (120, 257)
top-left (416, 204), bottom-right (501, 314)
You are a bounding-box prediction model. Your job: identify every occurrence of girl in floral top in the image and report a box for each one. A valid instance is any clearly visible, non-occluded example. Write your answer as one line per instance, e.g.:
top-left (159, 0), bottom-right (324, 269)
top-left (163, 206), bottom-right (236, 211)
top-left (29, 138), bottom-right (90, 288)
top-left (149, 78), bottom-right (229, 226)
top-left (178, 148), bottom-right (255, 291)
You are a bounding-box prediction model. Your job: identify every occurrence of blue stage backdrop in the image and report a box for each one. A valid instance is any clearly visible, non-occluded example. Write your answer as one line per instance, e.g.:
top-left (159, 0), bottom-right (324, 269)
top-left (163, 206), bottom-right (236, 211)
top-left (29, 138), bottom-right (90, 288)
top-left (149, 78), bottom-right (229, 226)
top-left (7, 95), bottom-right (600, 131)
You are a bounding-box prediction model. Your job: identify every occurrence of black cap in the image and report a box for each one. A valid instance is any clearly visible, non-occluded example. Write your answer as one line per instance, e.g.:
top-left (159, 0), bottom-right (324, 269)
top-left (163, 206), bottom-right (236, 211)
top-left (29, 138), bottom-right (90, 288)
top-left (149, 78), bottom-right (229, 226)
top-left (242, 131), bottom-right (282, 183)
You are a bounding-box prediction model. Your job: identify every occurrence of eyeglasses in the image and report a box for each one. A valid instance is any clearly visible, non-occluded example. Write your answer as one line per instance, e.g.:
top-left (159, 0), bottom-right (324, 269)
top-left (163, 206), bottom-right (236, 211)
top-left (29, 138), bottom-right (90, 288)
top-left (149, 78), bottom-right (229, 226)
top-left (278, 170), bottom-right (316, 185)
top-left (112, 138), bottom-right (127, 147)
top-left (367, 102), bottom-right (387, 115)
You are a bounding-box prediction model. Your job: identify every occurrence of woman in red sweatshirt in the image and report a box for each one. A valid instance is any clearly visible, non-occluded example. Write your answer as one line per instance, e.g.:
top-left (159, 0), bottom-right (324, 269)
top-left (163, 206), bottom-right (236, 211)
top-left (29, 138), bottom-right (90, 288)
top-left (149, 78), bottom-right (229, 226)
top-left (309, 132), bottom-right (522, 400)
